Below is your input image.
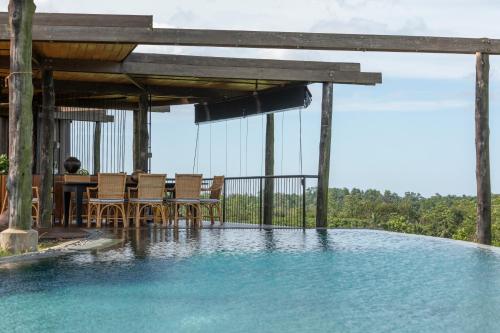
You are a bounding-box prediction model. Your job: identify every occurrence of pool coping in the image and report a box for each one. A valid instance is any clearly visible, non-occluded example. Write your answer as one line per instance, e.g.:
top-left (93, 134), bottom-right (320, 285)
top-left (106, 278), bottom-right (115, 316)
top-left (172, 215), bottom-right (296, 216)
top-left (0, 236), bottom-right (122, 265)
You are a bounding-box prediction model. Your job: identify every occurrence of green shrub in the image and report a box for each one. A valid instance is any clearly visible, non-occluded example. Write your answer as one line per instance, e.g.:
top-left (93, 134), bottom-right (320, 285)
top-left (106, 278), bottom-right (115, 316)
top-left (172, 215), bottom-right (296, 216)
top-left (0, 154), bottom-right (8, 175)
top-left (77, 168), bottom-right (89, 176)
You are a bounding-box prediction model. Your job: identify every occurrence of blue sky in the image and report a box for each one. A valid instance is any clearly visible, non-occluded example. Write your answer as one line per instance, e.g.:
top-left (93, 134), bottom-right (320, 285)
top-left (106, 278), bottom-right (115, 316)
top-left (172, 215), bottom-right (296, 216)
top-left (4, 0), bottom-right (500, 196)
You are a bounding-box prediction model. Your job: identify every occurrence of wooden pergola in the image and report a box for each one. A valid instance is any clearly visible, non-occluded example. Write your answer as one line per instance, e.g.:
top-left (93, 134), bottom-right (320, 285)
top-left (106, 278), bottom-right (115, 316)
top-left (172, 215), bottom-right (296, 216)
top-left (0, 9), bottom-right (383, 252)
top-left (0, 4), bottom-right (494, 251)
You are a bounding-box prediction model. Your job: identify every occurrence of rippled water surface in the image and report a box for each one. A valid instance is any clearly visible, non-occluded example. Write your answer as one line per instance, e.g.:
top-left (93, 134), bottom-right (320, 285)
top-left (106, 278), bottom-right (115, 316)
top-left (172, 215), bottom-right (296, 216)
top-left (2, 229), bottom-right (500, 333)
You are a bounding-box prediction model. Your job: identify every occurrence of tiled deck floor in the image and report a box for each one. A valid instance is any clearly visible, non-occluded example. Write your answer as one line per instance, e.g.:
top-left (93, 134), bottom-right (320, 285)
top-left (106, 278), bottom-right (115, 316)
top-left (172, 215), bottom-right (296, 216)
top-left (39, 221), bottom-right (300, 240)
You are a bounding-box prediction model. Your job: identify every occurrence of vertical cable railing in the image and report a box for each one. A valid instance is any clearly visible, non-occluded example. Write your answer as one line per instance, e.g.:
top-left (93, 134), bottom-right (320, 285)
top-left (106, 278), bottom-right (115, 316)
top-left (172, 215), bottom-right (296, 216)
top-left (221, 175), bottom-right (317, 228)
top-left (67, 103), bottom-right (127, 174)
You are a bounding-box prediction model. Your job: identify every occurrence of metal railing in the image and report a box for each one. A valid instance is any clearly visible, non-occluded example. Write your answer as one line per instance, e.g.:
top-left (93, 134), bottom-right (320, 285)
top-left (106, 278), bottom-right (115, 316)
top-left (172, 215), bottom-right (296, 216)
top-left (220, 175), bottom-right (318, 229)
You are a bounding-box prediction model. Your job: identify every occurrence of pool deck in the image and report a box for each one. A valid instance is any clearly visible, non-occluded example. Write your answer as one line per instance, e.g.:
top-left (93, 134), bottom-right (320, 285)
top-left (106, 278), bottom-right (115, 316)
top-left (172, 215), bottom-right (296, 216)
top-left (0, 221), bottom-right (299, 241)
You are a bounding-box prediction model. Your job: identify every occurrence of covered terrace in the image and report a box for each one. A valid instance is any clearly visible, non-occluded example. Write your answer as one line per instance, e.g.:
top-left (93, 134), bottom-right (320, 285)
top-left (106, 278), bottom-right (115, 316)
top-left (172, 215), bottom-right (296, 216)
top-left (0, 10), bottom-right (381, 252)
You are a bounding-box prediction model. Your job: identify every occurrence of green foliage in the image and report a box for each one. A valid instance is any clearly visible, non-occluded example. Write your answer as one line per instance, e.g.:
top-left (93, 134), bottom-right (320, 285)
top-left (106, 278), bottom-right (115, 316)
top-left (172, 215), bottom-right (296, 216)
top-left (77, 169), bottom-right (89, 176)
top-left (223, 184), bottom-right (499, 245)
top-left (0, 248), bottom-right (10, 257)
top-left (0, 154), bottom-right (8, 175)
top-left (317, 187), bottom-right (500, 244)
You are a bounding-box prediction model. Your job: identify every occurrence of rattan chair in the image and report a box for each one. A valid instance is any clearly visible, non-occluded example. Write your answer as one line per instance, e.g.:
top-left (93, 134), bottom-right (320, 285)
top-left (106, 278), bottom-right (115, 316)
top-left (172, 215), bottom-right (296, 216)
top-left (166, 174), bottom-right (202, 228)
top-left (201, 176), bottom-right (224, 225)
top-left (127, 173), bottom-right (167, 228)
top-left (1, 186), bottom-right (40, 227)
top-left (86, 173), bottom-right (127, 228)
top-left (64, 174), bottom-right (91, 225)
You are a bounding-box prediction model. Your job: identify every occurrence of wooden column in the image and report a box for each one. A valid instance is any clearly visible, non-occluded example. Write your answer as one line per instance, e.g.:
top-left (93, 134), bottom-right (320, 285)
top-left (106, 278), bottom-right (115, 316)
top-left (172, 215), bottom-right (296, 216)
top-left (56, 119), bottom-right (70, 174)
top-left (316, 82), bottom-right (333, 228)
top-left (475, 52), bottom-right (491, 245)
top-left (93, 122), bottom-right (101, 174)
top-left (0, 0), bottom-right (37, 253)
top-left (263, 113), bottom-right (274, 225)
top-left (133, 94), bottom-right (149, 172)
top-left (0, 117), bottom-right (8, 155)
top-left (38, 66), bottom-right (55, 228)
top-left (32, 100), bottom-right (38, 174)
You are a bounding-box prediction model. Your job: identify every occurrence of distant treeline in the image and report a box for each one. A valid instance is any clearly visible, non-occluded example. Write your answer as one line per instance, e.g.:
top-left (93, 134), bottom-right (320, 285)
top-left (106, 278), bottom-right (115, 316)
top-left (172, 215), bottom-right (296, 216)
top-left (305, 188), bottom-right (500, 245)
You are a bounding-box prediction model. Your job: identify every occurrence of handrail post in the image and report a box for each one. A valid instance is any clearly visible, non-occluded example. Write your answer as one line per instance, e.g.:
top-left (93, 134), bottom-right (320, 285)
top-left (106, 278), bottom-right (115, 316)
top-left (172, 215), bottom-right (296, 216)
top-left (302, 176), bottom-right (306, 229)
top-left (259, 177), bottom-right (263, 228)
top-left (222, 178), bottom-right (227, 224)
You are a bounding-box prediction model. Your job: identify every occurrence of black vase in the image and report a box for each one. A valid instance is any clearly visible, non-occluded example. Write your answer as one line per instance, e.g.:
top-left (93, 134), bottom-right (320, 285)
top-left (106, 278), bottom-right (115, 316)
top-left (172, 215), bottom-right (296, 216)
top-left (64, 157), bottom-right (81, 174)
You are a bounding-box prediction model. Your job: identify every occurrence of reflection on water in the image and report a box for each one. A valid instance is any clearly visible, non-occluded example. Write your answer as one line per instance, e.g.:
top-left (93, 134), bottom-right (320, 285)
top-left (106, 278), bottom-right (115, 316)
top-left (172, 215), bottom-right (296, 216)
top-left (2, 229), bottom-right (500, 333)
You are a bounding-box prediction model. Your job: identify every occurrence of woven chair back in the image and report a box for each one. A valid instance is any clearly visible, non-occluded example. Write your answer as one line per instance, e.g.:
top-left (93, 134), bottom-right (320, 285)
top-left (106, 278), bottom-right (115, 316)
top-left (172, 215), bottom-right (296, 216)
top-left (97, 173), bottom-right (126, 199)
top-left (2, 186), bottom-right (39, 211)
top-left (138, 174), bottom-right (166, 199)
top-left (64, 175), bottom-right (91, 183)
top-left (210, 176), bottom-right (225, 199)
top-left (175, 174), bottom-right (202, 199)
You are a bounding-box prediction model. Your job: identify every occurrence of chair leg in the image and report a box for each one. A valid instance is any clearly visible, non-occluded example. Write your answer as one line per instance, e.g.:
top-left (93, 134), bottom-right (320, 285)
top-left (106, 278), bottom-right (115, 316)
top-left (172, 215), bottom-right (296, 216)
top-left (135, 204), bottom-right (141, 228)
top-left (119, 204), bottom-right (127, 228)
top-left (161, 205), bottom-right (167, 227)
top-left (209, 206), bottom-right (215, 225)
top-left (96, 204), bottom-right (102, 228)
top-left (217, 203), bottom-right (223, 225)
top-left (122, 204), bottom-right (129, 228)
top-left (174, 204), bottom-right (179, 228)
top-left (87, 204), bottom-right (93, 228)
top-left (196, 204), bottom-right (202, 228)
top-left (113, 207), bottom-right (118, 228)
top-left (168, 204), bottom-right (173, 226)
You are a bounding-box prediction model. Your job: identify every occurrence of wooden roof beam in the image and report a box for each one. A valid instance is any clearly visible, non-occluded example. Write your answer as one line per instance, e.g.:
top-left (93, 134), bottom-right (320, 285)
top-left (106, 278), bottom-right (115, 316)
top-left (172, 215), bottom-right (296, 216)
top-left (0, 24), bottom-right (497, 54)
top-left (0, 12), bottom-right (152, 28)
top-left (126, 53), bottom-right (361, 72)
top-left (26, 80), bottom-right (252, 99)
top-left (42, 58), bottom-right (382, 85)
top-left (54, 110), bottom-right (114, 122)
top-left (0, 54), bottom-right (378, 84)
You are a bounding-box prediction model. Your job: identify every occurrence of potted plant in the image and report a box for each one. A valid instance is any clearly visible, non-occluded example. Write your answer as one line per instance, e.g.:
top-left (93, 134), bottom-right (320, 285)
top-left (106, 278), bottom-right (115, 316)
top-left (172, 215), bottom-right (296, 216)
top-left (77, 168), bottom-right (89, 176)
top-left (0, 154), bottom-right (8, 175)
top-left (63, 157), bottom-right (81, 174)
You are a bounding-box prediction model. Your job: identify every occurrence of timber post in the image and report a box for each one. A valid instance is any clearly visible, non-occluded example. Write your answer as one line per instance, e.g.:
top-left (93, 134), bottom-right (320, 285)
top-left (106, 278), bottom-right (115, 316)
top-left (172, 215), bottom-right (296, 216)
top-left (316, 82), bottom-right (333, 228)
top-left (0, 0), bottom-right (38, 253)
top-left (475, 52), bottom-right (492, 245)
top-left (133, 93), bottom-right (149, 172)
top-left (0, 116), bottom-right (8, 155)
top-left (263, 113), bottom-right (274, 226)
top-left (93, 122), bottom-right (101, 174)
top-left (38, 65), bottom-right (55, 228)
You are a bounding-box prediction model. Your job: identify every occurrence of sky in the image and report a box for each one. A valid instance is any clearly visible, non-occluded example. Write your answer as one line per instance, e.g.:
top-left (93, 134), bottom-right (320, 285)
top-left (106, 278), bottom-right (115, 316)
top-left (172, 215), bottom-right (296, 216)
top-left (2, 0), bottom-right (500, 196)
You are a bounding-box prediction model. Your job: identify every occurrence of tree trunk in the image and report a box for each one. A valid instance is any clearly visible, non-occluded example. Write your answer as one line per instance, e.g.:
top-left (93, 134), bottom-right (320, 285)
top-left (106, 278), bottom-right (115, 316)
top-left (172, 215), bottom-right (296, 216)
top-left (0, 0), bottom-right (38, 253)
top-left (93, 122), bottom-right (101, 174)
top-left (475, 52), bottom-right (491, 245)
top-left (133, 94), bottom-right (149, 172)
top-left (316, 82), bottom-right (333, 228)
top-left (7, 0), bottom-right (36, 230)
top-left (39, 66), bottom-right (55, 228)
top-left (263, 113), bottom-right (274, 225)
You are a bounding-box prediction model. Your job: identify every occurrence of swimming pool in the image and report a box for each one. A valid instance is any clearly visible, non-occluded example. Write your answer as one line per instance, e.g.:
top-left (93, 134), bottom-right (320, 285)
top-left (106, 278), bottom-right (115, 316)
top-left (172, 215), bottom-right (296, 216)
top-left (1, 229), bottom-right (500, 333)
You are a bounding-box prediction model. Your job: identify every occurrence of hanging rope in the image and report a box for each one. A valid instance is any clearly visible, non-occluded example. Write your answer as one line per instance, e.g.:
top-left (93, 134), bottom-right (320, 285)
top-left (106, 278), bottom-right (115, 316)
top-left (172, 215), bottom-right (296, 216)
top-left (209, 123), bottom-right (212, 177)
top-left (225, 120), bottom-right (228, 176)
top-left (261, 114), bottom-right (264, 176)
top-left (239, 118), bottom-right (242, 176)
top-left (299, 107), bottom-right (303, 175)
top-left (192, 124), bottom-right (200, 173)
top-left (281, 112), bottom-right (284, 175)
top-left (245, 118), bottom-right (249, 176)
top-left (4, 71), bottom-right (32, 87)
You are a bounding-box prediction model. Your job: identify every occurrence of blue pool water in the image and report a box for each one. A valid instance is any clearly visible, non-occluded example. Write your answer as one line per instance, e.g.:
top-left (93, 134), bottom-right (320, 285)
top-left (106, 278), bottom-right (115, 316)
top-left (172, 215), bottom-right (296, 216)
top-left (1, 229), bottom-right (500, 333)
